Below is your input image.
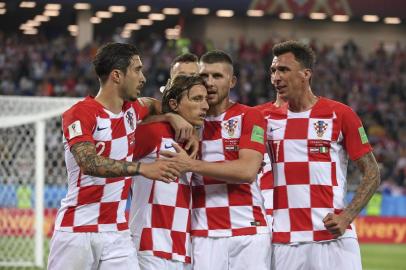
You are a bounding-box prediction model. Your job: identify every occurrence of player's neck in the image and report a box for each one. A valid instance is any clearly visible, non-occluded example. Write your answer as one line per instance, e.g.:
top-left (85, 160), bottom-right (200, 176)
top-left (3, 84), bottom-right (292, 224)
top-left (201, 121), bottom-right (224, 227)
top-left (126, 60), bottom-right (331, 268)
top-left (207, 98), bottom-right (234, 116)
top-left (288, 88), bottom-right (318, 113)
top-left (95, 87), bottom-right (124, 114)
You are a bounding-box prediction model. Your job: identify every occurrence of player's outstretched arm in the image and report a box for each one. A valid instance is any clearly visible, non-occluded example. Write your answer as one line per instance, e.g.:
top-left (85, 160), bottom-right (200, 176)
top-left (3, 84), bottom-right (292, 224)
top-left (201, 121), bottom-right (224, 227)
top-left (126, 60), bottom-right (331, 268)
top-left (162, 144), bottom-right (263, 184)
top-left (71, 141), bottom-right (180, 183)
top-left (323, 151), bottom-right (380, 237)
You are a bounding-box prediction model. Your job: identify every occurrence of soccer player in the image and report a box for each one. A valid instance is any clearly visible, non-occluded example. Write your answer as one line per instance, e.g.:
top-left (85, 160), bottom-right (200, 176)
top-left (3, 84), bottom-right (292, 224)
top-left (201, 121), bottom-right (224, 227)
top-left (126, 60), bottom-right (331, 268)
top-left (48, 43), bottom-right (194, 270)
top-left (170, 53), bottom-right (199, 78)
top-left (167, 50), bottom-right (271, 270)
top-left (129, 75), bottom-right (208, 270)
top-left (258, 40), bottom-right (380, 270)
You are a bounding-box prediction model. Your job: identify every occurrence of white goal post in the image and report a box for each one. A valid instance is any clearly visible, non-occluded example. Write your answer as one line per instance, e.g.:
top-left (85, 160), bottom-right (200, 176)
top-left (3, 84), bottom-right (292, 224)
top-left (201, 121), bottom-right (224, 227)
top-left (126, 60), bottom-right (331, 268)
top-left (0, 96), bottom-right (80, 268)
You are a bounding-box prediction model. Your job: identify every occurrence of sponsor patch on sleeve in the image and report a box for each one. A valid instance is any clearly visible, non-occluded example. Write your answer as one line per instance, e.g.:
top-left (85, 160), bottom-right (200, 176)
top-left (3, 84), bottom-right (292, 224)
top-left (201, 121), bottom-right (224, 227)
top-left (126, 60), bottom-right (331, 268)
top-left (68, 120), bottom-right (83, 139)
top-left (358, 126), bottom-right (369, 144)
top-left (251, 125), bottom-right (264, 144)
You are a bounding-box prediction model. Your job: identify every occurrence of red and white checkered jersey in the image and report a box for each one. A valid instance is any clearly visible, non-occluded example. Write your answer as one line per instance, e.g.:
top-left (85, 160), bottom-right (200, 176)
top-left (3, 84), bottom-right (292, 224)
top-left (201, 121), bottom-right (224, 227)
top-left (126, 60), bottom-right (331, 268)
top-left (54, 96), bottom-right (149, 233)
top-left (260, 97), bottom-right (372, 243)
top-left (129, 122), bottom-right (192, 263)
top-left (191, 103), bottom-right (270, 237)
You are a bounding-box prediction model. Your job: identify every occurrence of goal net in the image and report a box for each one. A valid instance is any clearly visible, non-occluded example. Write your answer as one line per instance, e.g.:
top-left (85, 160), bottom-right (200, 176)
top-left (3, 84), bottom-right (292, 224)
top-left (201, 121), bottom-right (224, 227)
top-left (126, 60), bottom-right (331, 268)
top-left (0, 96), bottom-right (80, 269)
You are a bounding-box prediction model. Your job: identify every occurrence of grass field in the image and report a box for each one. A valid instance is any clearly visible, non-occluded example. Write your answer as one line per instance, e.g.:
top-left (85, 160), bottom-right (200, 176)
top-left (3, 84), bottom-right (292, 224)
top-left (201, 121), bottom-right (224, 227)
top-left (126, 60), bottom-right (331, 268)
top-left (0, 237), bottom-right (405, 269)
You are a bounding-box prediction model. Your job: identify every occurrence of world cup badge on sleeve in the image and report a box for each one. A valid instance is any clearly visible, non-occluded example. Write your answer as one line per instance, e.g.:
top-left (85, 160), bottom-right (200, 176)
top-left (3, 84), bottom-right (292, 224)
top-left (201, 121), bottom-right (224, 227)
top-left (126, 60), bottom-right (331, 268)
top-left (314, 120), bottom-right (328, 138)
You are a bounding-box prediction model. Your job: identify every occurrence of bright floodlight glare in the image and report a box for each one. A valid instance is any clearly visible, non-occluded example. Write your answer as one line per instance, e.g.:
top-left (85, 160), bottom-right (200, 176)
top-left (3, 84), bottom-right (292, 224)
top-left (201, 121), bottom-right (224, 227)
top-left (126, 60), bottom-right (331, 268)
top-left (26, 20), bottom-right (40, 27)
top-left (149, 13), bottom-right (166, 21)
top-left (163, 8), bottom-right (180, 15)
top-left (192, 8), bottom-right (209, 15)
top-left (0, 8), bottom-right (5, 14)
top-left (74, 3), bottom-right (91, 10)
top-left (216, 10), bottom-right (234, 17)
top-left (279, 12), bottom-right (294, 20)
top-left (363, 15), bottom-right (379, 22)
top-left (90, 17), bottom-right (101, 24)
top-left (68, 25), bottom-right (78, 32)
top-left (138, 5), bottom-right (151, 13)
top-left (0, 3), bottom-right (5, 8)
top-left (137, 19), bottom-right (153, 26)
top-left (45, 3), bottom-right (61, 10)
top-left (24, 28), bottom-right (38, 35)
top-left (34, 15), bottom-right (50, 22)
top-left (384, 17), bottom-right (401, 24)
top-left (96, 11), bottom-right (112, 18)
top-left (43, 10), bottom-right (59, 17)
top-left (20, 1), bottom-right (36, 8)
top-left (124, 23), bottom-right (140, 31)
top-left (310, 12), bottom-right (327, 20)
top-left (332, 15), bottom-right (349, 22)
top-left (109, 6), bottom-right (126, 13)
top-left (247, 9), bottom-right (264, 17)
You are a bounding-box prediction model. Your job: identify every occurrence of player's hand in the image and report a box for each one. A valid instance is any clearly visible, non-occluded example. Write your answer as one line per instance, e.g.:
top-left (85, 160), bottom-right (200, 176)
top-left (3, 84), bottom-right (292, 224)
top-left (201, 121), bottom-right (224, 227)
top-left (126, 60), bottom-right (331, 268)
top-left (322, 213), bottom-right (351, 238)
top-left (184, 134), bottom-right (199, 159)
top-left (160, 143), bottom-right (193, 174)
top-left (166, 113), bottom-right (194, 143)
top-left (139, 160), bottom-right (181, 183)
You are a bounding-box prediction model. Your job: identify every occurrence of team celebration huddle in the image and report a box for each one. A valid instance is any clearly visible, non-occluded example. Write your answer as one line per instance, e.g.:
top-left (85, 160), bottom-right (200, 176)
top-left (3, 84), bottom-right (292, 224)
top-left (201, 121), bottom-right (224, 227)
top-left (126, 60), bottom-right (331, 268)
top-left (47, 41), bottom-right (380, 270)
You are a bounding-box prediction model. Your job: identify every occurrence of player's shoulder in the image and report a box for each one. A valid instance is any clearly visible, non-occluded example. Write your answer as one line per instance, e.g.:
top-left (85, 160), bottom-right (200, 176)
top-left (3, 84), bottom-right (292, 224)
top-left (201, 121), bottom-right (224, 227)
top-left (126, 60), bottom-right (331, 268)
top-left (254, 101), bottom-right (276, 112)
top-left (319, 97), bottom-right (355, 115)
top-left (63, 96), bottom-right (101, 118)
top-left (136, 121), bottom-right (173, 137)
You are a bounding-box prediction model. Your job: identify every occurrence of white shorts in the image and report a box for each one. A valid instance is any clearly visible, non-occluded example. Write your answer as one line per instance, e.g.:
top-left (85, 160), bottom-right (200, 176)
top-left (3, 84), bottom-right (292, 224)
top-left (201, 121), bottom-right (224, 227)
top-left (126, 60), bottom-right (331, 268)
top-left (47, 230), bottom-right (140, 270)
top-left (192, 234), bottom-right (271, 270)
top-left (272, 238), bottom-right (362, 270)
top-left (138, 254), bottom-right (191, 270)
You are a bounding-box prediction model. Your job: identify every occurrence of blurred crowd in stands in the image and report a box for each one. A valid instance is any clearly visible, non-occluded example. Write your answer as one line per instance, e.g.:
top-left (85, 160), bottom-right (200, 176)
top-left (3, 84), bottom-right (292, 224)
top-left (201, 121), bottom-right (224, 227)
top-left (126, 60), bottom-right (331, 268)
top-left (0, 31), bottom-right (405, 193)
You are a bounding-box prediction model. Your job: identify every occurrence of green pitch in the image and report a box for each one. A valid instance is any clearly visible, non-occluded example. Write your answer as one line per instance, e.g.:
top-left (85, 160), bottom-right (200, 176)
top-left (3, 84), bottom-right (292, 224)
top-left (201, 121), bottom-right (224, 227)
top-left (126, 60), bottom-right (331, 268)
top-left (0, 237), bottom-right (405, 269)
top-left (361, 244), bottom-right (406, 270)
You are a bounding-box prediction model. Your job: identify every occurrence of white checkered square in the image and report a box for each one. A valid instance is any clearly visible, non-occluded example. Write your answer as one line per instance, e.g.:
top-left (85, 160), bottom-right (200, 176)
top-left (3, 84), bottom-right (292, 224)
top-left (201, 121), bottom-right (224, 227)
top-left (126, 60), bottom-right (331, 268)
top-left (287, 110), bottom-right (310, 119)
top-left (117, 200), bottom-right (127, 223)
top-left (94, 117), bottom-right (112, 141)
top-left (172, 207), bottom-right (190, 232)
top-left (152, 181), bottom-right (178, 206)
top-left (311, 208), bottom-right (331, 231)
top-left (309, 162), bottom-right (333, 185)
top-left (101, 181), bottom-right (125, 202)
top-left (273, 209), bottom-right (290, 232)
top-left (191, 208), bottom-right (208, 230)
top-left (308, 118), bottom-right (333, 140)
top-left (98, 223), bottom-right (117, 231)
top-left (80, 175), bottom-right (106, 186)
top-left (287, 185), bottom-right (310, 208)
top-left (152, 228), bottom-right (172, 252)
top-left (283, 140), bottom-right (308, 162)
top-left (267, 119), bottom-right (287, 140)
top-left (201, 139), bottom-right (225, 162)
top-left (229, 206), bottom-right (250, 228)
top-left (73, 203), bottom-right (99, 226)
top-left (290, 231), bottom-right (313, 242)
top-left (205, 184), bottom-right (229, 207)
top-left (333, 186), bottom-right (346, 209)
top-left (274, 163), bottom-right (286, 187)
top-left (110, 136), bottom-right (129, 160)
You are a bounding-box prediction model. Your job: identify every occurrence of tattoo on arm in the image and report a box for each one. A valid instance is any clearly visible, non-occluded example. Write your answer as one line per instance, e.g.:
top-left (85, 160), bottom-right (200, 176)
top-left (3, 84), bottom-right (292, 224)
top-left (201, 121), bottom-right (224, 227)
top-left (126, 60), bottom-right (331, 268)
top-left (71, 142), bottom-right (137, 177)
top-left (344, 152), bottom-right (381, 221)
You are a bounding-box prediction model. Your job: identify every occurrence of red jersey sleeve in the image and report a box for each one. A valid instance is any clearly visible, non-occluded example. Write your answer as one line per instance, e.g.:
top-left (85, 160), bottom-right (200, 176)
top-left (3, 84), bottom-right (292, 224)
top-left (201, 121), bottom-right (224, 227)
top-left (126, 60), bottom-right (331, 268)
top-left (133, 123), bottom-right (162, 160)
top-left (340, 106), bottom-right (373, 160)
top-left (134, 99), bottom-right (150, 121)
top-left (239, 108), bottom-right (266, 154)
top-left (62, 104), bottom-right (96, 148)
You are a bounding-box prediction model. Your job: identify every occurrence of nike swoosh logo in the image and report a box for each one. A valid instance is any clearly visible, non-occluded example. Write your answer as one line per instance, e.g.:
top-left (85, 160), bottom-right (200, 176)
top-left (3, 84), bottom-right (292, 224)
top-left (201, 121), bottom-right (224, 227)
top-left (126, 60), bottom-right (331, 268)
top-left (270, 127), bottom-right (282, 132)
top-left (164, 144), bottom-right (173, 149)
top-left (97, 126), bottom-right (108, 131)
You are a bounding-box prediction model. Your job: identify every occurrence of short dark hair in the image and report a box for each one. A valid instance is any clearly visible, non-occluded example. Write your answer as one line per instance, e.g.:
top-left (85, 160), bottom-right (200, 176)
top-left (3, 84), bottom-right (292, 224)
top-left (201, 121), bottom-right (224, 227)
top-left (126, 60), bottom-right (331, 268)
top-left (170, 53), bottom-right (198, 70)
top-left (200, 50), bottom-right (233, 66)
top-left (161, 75), bottom-right (206, 114)
top-left (273, 40), bottom-right (316, 69)
top-left (93, 43), bottom-right (139, 83)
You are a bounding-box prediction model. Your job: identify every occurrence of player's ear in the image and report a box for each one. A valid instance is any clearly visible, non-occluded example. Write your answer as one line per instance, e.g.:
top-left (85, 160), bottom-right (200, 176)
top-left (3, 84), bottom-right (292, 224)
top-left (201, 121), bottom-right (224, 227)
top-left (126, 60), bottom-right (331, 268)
top-left (169, 99), bottom-right (178, 112)
top-left (230, 75), bottom-right (237, 88)
top-left (303, 69), bottom-right (312, 82)
top-left (110, 69), bottom-right (122, 84)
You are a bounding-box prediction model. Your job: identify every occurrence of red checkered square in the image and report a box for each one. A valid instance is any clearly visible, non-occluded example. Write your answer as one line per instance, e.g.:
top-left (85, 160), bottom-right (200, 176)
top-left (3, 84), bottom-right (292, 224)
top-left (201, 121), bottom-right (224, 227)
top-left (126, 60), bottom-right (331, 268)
top-left (171, 231), bottom-right (187, 256)
top-left (111, 118), bottom-right (126, 139)
top-left (206, 207), bottom-right (231, 230)
top-left (284, 162), bottom-right (310, 185)
top-left (285, 118), bottom-right (309, 139)
top-left (77, 185), bottom-right (104, 205)
top-left (202, 121), bottom-right (221, 140)
top-left (310, 185), bottom-right (334, 208)
top-left (151, 205), bottom-right (175, 229)
top-left (289, 208), bottom-right (312, 231)
top-left (228, 184), bottom-right (253, 206)
top-left (273, 186), bottom-right (288, 209)
top-left (98, 202), bottom-right (119, 224)
top-left (176, 184), bottom-right (191, 209)
top-left (192, 185), bottom-right (206, 208)
top-left (139, 228), bottom-right (153, 251)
